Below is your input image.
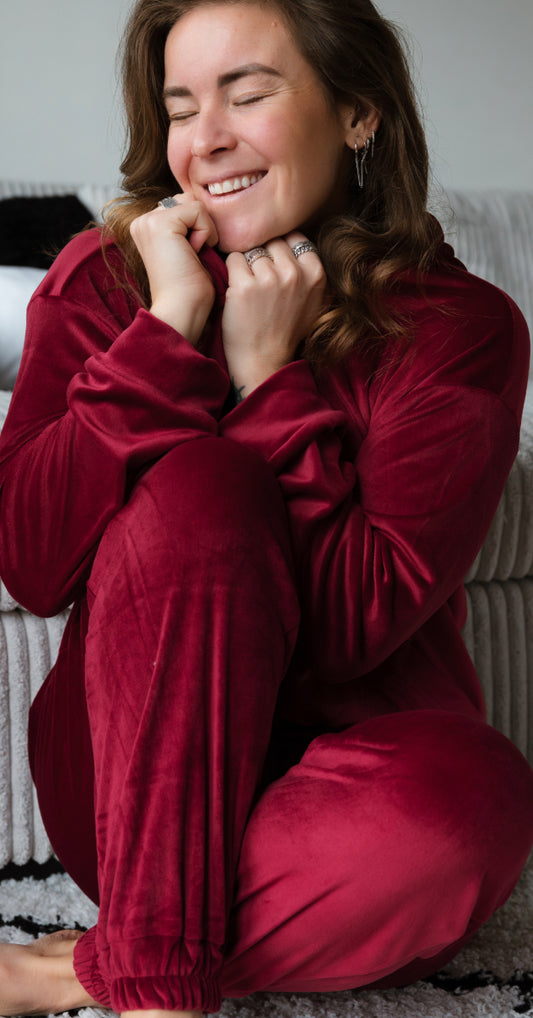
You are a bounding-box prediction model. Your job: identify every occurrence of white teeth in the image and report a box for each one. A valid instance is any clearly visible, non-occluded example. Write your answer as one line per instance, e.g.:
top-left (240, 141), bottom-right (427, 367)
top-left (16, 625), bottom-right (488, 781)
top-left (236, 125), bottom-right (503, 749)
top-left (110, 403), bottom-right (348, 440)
top-left (208, 173), bottom-right (264, 196)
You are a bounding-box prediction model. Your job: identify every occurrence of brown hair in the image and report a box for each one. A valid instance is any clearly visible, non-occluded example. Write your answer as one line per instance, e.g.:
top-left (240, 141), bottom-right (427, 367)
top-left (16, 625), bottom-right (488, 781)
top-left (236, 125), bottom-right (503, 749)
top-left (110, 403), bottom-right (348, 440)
top-left (104, 0), bottom-right (444, 365)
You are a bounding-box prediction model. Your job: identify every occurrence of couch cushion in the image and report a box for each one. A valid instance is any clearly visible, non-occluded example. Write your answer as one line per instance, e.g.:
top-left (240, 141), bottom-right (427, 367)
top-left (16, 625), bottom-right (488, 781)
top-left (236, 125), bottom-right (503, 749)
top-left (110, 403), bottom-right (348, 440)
top-left (0, 266), bottom-right (48, 389)
top-left (444, 190), bottom-right (533, 369)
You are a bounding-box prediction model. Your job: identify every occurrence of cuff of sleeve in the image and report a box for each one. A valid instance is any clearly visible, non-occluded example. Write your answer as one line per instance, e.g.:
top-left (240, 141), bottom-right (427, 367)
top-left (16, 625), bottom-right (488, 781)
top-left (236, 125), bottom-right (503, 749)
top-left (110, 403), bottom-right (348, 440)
top-left (73, 926), bottom-right (112, 1008)
top-left (220, 359), bottom-right (346, 468)
top-left (87, 308), bottom-right (230, 415)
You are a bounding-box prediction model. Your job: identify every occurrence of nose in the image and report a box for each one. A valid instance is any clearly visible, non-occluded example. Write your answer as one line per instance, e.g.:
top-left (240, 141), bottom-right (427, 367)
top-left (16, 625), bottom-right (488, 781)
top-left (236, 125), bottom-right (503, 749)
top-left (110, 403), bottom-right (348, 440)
top-left (191, 107), bottom-right (237, 158)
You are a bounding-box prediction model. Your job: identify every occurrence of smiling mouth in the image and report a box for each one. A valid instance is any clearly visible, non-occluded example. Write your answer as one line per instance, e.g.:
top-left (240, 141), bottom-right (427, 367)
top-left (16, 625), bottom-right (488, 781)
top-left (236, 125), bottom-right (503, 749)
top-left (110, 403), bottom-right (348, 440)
top-left (206, 172), bottom-right (266, 196)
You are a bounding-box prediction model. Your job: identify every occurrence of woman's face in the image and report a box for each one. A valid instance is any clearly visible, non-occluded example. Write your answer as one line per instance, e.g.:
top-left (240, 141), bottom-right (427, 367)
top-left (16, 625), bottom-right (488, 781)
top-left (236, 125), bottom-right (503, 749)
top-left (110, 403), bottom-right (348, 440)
top-left (163, 2), bottom-right (356, 252)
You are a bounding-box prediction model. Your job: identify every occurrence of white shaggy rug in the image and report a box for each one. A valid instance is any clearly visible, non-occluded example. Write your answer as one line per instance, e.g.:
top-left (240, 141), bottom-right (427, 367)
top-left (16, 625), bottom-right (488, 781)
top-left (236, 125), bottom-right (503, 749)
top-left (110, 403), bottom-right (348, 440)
top-left (1, 854), bottom-right (532, 1018)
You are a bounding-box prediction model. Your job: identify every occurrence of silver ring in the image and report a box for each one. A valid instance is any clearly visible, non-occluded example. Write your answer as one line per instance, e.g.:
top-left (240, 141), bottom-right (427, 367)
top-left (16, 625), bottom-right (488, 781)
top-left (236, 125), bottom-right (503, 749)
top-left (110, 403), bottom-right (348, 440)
top-left (158, 196), bottom-right (180, 209)
top-left (244, 247), bottom-right (273, 267)
top-left (291, 241), bottom-right (318, 259)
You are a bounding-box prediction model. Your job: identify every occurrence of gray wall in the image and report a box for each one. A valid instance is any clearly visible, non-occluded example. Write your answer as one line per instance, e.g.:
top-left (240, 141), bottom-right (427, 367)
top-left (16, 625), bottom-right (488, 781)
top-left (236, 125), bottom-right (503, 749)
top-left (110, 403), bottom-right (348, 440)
top-left (1, 0), bottom-right (532, 191)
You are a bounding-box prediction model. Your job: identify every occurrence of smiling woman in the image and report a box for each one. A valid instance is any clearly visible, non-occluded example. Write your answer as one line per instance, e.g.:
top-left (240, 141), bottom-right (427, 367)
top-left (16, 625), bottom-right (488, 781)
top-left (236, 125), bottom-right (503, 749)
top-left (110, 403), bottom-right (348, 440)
top-left (0, 0), bottom-right (532, 1017)
top-left (161, 6), bottom-right (360, 254)
top-left (106, 0), bottom-right (440, 366)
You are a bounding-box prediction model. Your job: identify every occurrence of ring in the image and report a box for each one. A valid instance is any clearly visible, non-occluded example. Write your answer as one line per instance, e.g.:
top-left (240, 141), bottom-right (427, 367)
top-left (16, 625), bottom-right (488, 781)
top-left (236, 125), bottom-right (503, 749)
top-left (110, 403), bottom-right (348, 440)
top-left (158, 196), bottom-right (180, 209)
top-left (291, 241), bottom-right (318, 259)
top-left (244, 247), bottom-right (273, 267)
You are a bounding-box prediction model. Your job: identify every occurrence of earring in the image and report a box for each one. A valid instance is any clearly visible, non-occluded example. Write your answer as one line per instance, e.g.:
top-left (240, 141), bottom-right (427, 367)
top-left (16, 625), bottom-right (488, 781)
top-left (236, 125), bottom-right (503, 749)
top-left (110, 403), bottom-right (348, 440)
top-left (354, 130), bottom-right (375, 188)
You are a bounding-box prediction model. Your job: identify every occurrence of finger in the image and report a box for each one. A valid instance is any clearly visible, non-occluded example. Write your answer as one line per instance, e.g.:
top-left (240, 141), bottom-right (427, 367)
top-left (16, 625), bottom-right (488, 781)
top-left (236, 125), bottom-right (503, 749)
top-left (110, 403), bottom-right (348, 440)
top-left (226, 251), bottom-right (250, 278)
top-left (176, 198), bottom-right (219, 251)
top-left (259, 237), bottom-right (319, 283)
top-left (157, 194), bottom-right (183, 210)
top-left (284, 231), bottom-right (320, 261)
top-left (235, 248), bottom-right (276, 277)
top-left (157, 193), bottom-right (218, 250)
top-left (260, 236), bottom-right (318, 270)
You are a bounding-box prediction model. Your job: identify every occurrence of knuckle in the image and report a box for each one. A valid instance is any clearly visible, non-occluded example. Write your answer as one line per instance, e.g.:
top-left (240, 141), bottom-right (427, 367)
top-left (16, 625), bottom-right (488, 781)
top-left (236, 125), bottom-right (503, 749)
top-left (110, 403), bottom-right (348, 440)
top-left (264, 273), bottom-right (279, 294)
top-left (131, 209), bottom-right (154, 232)
top-left (241, 275), bottom-right (256, 294)
top-left (281, 263), bottom-right (299, 288)
top-left (307, 260), bottom-right (325, 284)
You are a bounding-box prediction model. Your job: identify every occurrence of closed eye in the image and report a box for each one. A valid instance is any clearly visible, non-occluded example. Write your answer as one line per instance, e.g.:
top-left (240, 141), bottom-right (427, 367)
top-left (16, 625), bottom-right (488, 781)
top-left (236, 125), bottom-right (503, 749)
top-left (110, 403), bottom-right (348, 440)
top-left (168, 111), bottom-right (197, 123)
top-left (233, 93), bottom-right (271, 106)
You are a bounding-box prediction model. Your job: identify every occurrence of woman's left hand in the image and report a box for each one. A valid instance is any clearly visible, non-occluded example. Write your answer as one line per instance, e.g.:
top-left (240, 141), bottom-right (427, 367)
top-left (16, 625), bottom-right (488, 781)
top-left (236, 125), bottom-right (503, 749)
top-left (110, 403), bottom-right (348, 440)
top-left (222, 232), bottom-right (326, 399)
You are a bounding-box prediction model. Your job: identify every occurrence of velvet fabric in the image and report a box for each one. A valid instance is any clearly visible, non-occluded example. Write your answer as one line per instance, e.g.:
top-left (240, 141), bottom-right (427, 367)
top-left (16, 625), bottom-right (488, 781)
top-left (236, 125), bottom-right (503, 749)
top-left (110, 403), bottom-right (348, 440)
top-left (0, 228), bottom-right (532, 1011)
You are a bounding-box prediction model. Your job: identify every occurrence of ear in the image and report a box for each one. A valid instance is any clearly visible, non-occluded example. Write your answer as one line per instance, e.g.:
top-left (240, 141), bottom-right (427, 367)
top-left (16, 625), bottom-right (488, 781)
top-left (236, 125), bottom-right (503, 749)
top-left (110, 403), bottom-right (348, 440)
top-left (339, 103), bottom-right (381, 150)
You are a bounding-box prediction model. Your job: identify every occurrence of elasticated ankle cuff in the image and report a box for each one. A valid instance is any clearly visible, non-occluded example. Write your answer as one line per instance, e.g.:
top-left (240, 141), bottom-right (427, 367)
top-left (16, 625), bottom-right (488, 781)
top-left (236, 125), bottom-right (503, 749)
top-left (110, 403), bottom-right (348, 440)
top-left (73, 925), bottom-right (222, 1013)
top-left (73, 926), bottom-right (112, 1008)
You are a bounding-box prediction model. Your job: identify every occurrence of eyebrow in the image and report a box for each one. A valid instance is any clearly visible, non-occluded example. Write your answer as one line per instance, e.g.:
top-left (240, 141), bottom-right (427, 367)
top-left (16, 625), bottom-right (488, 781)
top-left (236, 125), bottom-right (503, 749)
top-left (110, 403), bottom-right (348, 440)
top-left (162, 63), bottom-right (282, 101)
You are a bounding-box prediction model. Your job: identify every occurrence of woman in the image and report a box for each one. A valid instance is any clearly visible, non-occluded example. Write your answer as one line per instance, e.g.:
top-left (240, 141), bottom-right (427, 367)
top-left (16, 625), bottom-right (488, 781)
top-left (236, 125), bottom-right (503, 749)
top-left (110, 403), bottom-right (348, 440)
top-left (0, 0), bottom-right (532, 1015)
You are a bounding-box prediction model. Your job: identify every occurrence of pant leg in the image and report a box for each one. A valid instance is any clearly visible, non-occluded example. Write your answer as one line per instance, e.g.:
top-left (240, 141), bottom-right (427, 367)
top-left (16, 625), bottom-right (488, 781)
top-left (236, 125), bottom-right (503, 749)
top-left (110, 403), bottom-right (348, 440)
top-left (50, 436), bottom-right (301, 1014)
top-left (221, 709), bottom-right (533, 995)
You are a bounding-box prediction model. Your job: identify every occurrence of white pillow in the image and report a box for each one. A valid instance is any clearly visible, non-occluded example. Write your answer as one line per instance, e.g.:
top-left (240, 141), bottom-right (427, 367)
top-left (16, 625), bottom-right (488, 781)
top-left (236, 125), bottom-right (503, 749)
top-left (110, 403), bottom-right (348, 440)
top-left (0, 265), bottom-right (48, 389)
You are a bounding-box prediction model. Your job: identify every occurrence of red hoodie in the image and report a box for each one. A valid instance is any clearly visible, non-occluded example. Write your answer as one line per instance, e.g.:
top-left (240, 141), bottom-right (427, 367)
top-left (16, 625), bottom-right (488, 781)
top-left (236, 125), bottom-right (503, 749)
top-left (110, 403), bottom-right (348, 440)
top-left (0, 227), bottom-right (529, 730)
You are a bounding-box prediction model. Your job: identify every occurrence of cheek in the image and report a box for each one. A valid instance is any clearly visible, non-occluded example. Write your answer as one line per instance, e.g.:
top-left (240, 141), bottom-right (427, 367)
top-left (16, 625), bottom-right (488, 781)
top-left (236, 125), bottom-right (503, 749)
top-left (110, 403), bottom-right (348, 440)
top-left (167, 135), bottom-right (188, 183)
top-left (245, 115), bottom-right (292, 167)
top-left (263, 114), bottom-right (332, 187)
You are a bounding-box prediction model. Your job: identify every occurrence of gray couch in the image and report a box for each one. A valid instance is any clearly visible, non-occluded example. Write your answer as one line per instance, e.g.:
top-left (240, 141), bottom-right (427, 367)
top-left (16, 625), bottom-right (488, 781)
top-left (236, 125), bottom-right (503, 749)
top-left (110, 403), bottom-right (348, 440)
top-left (1, 186), bottom-right (532, 866)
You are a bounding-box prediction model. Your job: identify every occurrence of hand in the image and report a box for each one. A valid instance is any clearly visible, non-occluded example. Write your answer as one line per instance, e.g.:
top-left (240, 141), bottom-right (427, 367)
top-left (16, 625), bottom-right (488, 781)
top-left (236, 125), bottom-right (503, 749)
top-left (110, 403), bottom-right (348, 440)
top-left (222, 232), bottom-right (326, 398)
top-left (130, 193), bottom-right (219, 345)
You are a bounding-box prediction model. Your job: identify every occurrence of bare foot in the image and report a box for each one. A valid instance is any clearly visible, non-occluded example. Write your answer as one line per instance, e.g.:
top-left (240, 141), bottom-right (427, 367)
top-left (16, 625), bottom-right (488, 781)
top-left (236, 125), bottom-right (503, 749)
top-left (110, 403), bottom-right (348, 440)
top-left (0, 931), bottom-right (104, 1016)
top-left (28, 929), bottom-right (84, 956)
top-left (123, 1012), bottom-right (202, 1018)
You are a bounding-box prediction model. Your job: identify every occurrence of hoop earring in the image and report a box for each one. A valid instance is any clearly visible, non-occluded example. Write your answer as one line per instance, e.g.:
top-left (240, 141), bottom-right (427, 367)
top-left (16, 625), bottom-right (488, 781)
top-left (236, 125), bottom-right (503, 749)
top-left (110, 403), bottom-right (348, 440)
top-left (354, 129), bottom-right (375, 189)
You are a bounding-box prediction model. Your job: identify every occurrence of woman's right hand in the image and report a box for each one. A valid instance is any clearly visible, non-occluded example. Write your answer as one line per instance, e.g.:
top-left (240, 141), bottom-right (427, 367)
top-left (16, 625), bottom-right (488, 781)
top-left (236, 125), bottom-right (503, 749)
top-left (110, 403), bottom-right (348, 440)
top-left (129, 192), bottom-right (219, 346)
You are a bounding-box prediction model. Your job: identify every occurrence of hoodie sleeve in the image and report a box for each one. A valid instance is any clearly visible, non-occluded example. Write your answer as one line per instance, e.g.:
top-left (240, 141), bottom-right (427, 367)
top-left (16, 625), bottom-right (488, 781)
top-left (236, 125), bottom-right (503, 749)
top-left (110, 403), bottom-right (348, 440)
top-left (220, 272), bottom-right (530, 681)
top-left (0, 236), bottom-right (229, 617)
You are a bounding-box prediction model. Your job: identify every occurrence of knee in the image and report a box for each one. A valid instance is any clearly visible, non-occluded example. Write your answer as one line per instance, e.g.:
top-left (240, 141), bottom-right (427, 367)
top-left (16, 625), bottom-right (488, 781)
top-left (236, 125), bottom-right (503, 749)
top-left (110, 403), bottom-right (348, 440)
top-left (377, 711), bottom-right (533, 926)
top-left (135, 437), bottom-right (290, 553)
top-left (352, 711), bottom-right (533, 892)
top-left (88, 437), bottom-right (296, 607)
top-left (291, 711), bottom-right (533, 889)
top-left (394, 712), bottom-right (533, 863)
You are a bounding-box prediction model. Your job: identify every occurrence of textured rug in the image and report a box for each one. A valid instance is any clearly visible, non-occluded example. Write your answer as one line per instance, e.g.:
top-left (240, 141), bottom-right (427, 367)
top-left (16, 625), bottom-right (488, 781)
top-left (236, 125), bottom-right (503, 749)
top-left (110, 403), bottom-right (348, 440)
top-left (1, 854), bottom-right (532, 1018)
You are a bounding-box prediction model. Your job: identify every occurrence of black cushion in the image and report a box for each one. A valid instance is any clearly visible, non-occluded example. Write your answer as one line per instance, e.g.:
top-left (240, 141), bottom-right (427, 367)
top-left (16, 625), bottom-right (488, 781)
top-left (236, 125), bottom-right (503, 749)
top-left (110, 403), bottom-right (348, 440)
top-left (0, 195), bottom-right (93, 268)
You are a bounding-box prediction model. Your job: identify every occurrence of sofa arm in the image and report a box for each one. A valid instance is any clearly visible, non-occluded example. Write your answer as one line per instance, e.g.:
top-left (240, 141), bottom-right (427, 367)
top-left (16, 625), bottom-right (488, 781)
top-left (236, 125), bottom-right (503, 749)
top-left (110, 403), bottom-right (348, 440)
top-left (0, 607), bottom-right (70, 865)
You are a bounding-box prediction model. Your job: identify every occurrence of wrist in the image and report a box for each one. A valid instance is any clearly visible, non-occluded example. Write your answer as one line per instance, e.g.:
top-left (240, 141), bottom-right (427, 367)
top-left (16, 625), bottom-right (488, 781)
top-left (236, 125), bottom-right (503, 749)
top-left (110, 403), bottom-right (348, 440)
top-left (225, 349), bottom-right (293, 395)
top-left (149, 301), bottom-right (211, 346)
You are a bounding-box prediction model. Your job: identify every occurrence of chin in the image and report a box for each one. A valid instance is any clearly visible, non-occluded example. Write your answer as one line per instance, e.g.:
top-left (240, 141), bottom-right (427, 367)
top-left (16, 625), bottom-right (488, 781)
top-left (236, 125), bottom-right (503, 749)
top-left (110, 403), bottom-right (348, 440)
top-left (215, 217), bottom-right (293, 254)
top-left (217, 231), bottom-right (272, 254)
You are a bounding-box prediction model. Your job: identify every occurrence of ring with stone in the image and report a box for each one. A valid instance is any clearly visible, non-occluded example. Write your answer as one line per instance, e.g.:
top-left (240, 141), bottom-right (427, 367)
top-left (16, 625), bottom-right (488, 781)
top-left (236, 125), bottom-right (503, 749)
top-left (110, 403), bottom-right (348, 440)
top-left (158, 196), bottom-right (180, 209)
top-left (244, 247), bottom-right (273, 267)
top-left (291, 241), bottom-right (318, 259)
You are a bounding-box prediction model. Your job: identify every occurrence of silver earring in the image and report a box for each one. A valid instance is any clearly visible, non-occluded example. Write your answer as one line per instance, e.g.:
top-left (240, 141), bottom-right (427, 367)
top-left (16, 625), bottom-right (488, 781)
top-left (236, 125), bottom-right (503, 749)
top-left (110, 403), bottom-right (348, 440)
top-left (354, 130), bottom-right (375, 189)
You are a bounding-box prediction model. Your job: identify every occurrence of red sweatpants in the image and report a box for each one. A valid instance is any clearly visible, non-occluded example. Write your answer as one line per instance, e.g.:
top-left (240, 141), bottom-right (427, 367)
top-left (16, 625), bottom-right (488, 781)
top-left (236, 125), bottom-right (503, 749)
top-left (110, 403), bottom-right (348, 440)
top-left (28, 437), bottom-right (533, 1013)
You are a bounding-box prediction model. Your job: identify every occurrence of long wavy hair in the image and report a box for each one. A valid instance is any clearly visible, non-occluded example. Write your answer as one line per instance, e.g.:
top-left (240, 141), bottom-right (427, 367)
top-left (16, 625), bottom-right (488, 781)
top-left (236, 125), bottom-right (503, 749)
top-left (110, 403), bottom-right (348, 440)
top-left (104, 0), bottom-right (444, 366)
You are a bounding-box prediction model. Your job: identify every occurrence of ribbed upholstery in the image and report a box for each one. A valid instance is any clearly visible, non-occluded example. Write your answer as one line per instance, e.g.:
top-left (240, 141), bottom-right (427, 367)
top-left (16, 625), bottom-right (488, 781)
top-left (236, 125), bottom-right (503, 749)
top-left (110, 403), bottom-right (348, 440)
top-left (0, 610), bottom-right (69, 865)
top-left (465, 393), bottom-right (533, 583)
top-left (463, 580), bottom-right (533, 763)
top-left (443, 190), bottom-right (533, 355)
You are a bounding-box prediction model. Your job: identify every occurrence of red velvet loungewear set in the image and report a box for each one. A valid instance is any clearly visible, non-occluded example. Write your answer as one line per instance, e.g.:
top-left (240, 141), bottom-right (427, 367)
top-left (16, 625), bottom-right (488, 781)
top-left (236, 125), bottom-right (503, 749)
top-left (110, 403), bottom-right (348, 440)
top-left (0, 227), bottom-right (532, 1013)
